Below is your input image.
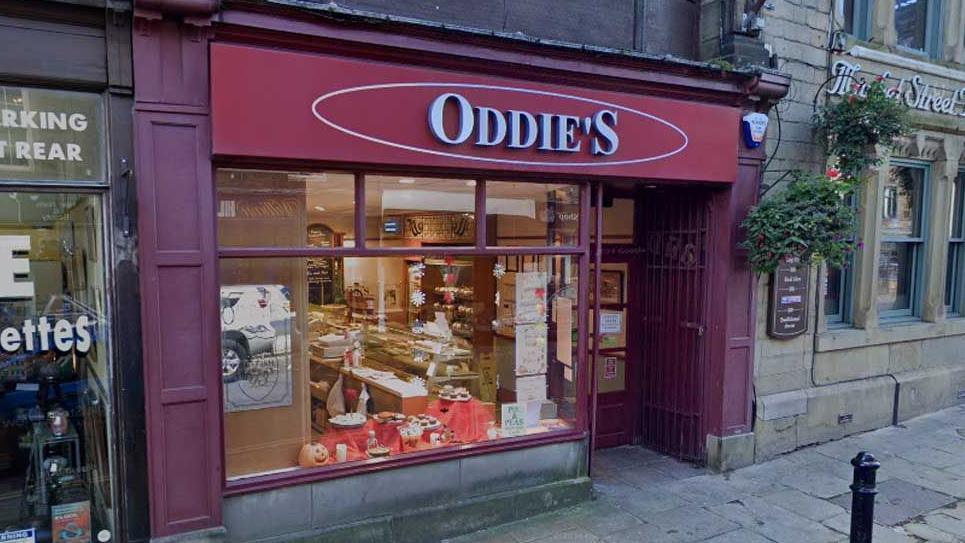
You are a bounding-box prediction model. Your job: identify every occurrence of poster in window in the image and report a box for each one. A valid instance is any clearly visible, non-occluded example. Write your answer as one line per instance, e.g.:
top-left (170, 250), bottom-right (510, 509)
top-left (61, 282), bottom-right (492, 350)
top-left (514, 271), bottom-right (547, 323)
top-left (222, 285), bottom-right (295, 412)
top-left (514, 323), bottom-right (548, 376)
top-left (501, 402), bottom-right (527, 437)
top-left (51, 501), bottom-right (91, 543)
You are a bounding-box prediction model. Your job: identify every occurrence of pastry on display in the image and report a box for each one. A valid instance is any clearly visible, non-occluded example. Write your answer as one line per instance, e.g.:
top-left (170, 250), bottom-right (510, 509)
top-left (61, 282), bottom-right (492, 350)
top-left (439, 385), bottom-right (472, 402)
top-left (374, 411), bottom-right (406, 424)
top-left (407, 414), bottom-right (441, 430)
top-left (297, 443), bottom-right (330, 467)
top-left (329, 412), bottom-right (367, 428)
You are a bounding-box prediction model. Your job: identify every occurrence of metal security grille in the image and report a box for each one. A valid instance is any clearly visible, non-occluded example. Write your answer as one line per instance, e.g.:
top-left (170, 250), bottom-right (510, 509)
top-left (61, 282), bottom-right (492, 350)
top-left (640, 190), bottom-right (710, 462)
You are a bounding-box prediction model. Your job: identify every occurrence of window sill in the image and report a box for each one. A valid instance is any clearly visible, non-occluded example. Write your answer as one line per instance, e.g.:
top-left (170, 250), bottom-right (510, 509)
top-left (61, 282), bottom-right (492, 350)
top-left (816, 317), bottom-right (965, 352)
top-left (223, 429), bottom-right (588, 497)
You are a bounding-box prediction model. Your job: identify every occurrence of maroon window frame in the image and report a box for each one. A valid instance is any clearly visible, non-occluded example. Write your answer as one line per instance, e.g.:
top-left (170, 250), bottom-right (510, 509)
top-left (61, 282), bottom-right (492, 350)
top-left (215, 170), bottom-right (593, 496)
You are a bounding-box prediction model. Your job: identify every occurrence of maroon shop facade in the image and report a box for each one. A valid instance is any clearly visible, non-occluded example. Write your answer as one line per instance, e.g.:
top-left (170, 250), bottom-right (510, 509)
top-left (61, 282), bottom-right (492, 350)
top-left (132, 1), bottom-right (789, 541)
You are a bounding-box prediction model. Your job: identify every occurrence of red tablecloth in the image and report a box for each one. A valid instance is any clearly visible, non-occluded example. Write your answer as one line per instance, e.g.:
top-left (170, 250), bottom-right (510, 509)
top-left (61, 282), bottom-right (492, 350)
top-left (316, 399), bottom-right (496, 463)
top-left (426, 398), bottom-right (495, 443)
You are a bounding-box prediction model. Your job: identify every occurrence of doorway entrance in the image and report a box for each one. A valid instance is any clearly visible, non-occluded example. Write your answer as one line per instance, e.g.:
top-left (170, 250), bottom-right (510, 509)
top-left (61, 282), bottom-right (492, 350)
top-left (592, 187), bottom-right (710, 462)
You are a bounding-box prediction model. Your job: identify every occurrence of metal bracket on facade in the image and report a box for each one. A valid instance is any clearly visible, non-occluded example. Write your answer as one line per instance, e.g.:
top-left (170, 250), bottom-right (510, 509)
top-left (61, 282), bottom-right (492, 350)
top-left (119, 158), bottom-right (135, 237)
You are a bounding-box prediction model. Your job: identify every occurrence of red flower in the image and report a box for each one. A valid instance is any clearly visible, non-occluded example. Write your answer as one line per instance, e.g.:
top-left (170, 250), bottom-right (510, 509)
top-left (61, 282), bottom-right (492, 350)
top-left (875, 74), bottom-right (884, 82)
top-left (826, 167), bottom-right (841, 179)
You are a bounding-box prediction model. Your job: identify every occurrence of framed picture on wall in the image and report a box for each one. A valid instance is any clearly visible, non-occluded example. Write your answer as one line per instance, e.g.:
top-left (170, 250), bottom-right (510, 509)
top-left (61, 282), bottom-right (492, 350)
top-left (592, 270), bottom-right (624, 305)
top-left (600, 270), bottom-right (623, 304)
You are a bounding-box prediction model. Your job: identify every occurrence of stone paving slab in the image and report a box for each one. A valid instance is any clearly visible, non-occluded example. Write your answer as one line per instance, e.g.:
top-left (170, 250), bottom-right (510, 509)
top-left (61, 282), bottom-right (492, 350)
top-left (446, 405), bottom-right (965, 543)
top-left (829, 478), bottom-right (956, 526)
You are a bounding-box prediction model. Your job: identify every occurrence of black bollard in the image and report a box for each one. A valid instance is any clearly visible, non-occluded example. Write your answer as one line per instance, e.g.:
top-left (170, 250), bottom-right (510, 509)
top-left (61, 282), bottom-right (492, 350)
top-left (850, 451), bottom-right (880, 543)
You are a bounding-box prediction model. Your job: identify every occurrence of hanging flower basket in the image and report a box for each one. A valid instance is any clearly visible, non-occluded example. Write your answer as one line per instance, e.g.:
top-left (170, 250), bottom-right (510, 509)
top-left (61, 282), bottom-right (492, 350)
top-left (813, 77), bottom-right (911, 180)
top-left (741, 170), bottom-right (858, 275)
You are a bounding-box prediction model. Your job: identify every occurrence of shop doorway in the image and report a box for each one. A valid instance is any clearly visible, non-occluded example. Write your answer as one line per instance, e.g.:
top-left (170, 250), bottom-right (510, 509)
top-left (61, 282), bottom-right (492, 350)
top-left (593, 187), bottom-right (709, 462)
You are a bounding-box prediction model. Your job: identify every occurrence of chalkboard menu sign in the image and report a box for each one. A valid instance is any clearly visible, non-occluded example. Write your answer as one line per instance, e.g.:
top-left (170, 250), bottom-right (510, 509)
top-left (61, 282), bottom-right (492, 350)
top-left (767, 257), bottom-right (809, 339)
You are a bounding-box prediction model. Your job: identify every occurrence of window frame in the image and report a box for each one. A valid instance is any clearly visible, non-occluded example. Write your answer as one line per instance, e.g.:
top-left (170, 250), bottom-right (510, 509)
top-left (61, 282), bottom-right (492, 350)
top-left (877, 160), bottom-right (930, 321)
top-left (840, 0), bottom-right (873, 40)
top-left (215, 167), bottom-right (593, 494)
top-left (946, 170), bottom-right (965, 315)
top-left (824, 190), bottom-right (859, 326)
top-left (893, 0), bottom-right (945, 58)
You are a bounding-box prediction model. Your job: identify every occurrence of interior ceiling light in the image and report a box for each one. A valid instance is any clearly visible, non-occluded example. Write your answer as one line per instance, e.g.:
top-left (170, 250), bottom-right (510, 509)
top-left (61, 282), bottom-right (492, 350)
top-left (466, 180), bottom-right (477, 187)
top-left (314, 205), bottom-right (326, 212)
top-left (398, 178), bottom-right (416, 184)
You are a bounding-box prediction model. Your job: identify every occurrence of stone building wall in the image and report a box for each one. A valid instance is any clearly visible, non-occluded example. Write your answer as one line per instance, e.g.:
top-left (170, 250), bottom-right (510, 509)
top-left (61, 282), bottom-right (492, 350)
top-left (751, 0), bottom-right (965, 460)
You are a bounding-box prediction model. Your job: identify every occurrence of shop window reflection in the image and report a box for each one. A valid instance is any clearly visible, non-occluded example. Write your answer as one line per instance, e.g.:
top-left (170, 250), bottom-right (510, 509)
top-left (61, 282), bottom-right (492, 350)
top-left (221, 255), bottom-right (579, 479)
top-left (365, 175), bottom-right (476, 248)
top-left (216, 169), bottom-right (357, 248)
top-left (0, 193), bottom-right (114, 537)
top-left (486, 182), bottom-right (580, 247)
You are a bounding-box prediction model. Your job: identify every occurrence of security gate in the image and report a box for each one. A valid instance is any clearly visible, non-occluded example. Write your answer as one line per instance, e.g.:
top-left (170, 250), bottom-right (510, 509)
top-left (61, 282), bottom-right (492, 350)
top-left (639, 189), bottom-right (710, 461)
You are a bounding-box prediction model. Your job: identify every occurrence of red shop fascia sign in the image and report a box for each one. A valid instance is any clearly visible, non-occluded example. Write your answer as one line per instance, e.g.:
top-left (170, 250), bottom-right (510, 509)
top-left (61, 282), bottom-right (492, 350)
top-left (210, 43), bottom-right (739, 182)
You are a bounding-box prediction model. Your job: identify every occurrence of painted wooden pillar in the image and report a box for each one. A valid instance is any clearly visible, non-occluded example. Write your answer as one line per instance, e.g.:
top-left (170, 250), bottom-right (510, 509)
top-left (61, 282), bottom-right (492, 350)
top-left (133, 1), bottom-right (223, 537)
top-left (704, 74), bottom-right (789, 465)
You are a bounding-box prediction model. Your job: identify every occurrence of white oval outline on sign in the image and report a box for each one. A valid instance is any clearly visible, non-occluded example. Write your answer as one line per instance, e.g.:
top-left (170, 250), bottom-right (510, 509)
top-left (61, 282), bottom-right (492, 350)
top-left (311, 82), bottom-right (689, 167)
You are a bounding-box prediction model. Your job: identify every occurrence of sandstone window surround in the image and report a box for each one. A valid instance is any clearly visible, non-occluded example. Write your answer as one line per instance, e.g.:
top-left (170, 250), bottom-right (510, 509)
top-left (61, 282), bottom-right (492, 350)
top-left (817, 135), bottom-right (965, 350)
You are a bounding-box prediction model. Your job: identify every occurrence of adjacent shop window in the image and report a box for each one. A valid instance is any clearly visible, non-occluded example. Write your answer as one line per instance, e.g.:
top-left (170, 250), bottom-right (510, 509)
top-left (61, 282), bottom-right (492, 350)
top-left (365, 175), bottom-right (476, 248)
top-left (218, 169), bottom-right (582, 481)
top-left (877, 163), bottom-right (927, 318)
top-left (841, 0), bottom-right (872, 39)
top-left (486, 182), bottom-right (580, 247)
top-left (0, 193), bottom-right (116, 536)
top-left (946, 171), bottom-right (965, 314)
top-left (894, 0), bottom-right (943, 55)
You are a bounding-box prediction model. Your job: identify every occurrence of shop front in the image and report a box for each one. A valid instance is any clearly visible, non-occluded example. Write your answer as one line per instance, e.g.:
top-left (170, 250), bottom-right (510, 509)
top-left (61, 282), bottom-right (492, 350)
top-left (0, 2), bottom-right (144, 543)
top-left (132, 2), bottom-right (789, 541)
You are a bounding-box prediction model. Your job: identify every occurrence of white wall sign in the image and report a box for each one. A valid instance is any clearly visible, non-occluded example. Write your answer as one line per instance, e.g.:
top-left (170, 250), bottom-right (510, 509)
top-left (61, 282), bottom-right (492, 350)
top-left (599, 311), bottom-right (622, 334)
top-left (0, 86), bottom-right (104, 183)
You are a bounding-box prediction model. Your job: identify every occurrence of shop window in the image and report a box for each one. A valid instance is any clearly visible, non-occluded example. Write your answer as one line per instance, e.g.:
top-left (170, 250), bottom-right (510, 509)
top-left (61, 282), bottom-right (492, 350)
top-left (0, 193), bottom-right (115, 537)
top-left (877, 163), bottom-right (927, 318)
top-left (217, 169), bottom-right (356, 248)
top-left (486, 182), bottom-right (580, 247)
top-left (365, 175), bottom-right (476, 248)
top-left (946, 171), bottom-right (965, 314)
top-left (894, 0), bottom-right (943, 56)
top-left (841, 0), bottom-right (872, 39)
top-left (216, 168), bottom-right (584, 481)
top-left (220, 254), bottom-right (579, 480)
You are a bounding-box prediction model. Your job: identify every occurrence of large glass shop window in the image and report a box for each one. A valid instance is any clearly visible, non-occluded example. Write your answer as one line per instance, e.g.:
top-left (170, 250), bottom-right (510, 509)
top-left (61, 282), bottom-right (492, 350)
top-left (0, 193), bottom-right (114, 541)
top-left (217, 170), bottom-right (581, 479)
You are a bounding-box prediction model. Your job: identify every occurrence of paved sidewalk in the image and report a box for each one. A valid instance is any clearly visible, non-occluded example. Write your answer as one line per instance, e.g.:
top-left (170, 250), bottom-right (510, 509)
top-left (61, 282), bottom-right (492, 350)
top-left (447, 405), bottom-right (965, 543)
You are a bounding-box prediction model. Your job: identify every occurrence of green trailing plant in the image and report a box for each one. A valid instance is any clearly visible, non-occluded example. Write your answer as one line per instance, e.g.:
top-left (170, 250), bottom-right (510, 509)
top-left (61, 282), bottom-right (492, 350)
top-left (813, 77), bottom-right (911, 179)
top-left (741, 170), bottom-right (859, 275)
top-left (741, 77), bottom-right (911, 274)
